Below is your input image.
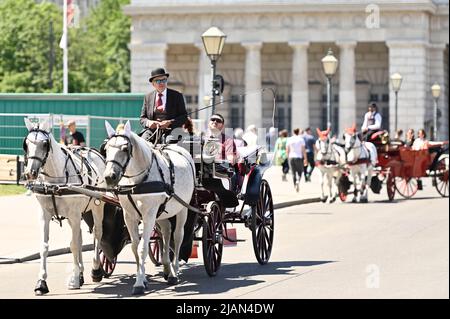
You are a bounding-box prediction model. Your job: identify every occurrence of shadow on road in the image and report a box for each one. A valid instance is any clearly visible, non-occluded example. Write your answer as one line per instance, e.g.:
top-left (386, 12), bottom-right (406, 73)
top-left (88, 260), bottom-right (335, 298)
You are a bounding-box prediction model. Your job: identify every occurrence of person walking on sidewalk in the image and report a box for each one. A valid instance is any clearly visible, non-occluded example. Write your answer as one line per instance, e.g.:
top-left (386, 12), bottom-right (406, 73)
top-left (274, 129), bottom-right (289, 181)
top-left (302, 127), bottom-right (317, 182)
top-left (286, 128), bottom-right (308, 192)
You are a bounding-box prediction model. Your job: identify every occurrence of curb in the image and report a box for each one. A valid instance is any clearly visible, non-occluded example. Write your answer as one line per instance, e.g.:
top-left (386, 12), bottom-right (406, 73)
top-left (1, 197), bottom-right (320, 264)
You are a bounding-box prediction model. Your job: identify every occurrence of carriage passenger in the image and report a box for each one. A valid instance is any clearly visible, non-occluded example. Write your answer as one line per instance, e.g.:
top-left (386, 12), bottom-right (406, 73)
top-left (361, 102), bottom-right (382, 141)
top-left (412, 129), bottom-right (429, 150)
top-left (405, 128), bottom-right (415, 147)
top-left (207, 114), bottom-right (237, 165)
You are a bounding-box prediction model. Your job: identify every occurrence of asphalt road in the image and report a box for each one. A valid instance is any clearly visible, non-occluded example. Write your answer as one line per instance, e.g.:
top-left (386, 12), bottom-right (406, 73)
top-left (0, 183), bottom-right (448, 299)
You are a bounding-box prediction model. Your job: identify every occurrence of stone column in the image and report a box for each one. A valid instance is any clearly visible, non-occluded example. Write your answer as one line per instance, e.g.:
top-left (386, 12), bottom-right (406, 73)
top-left (128, 43), bottom-right (167, 93)
top-left (387, 41), bottom-right (428, 136)
top-left (337, 41), bottom-right (357, 134)
top-left (242, 42), bottom-right (263, 129)
top-left (289, 41), bottom-right (310, 131)
top-left (428, 43), bottom-right (448, 140)
top-left (195, 43), bottom-right (212, 131)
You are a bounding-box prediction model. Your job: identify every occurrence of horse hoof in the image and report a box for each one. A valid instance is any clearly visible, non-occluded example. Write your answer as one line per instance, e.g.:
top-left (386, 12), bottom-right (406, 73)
top-left (80, 273), bottom-right (84, 287)
top-left (167, 276), bottom-right (178, 285)
top-left (132, 286), bottom-right (145, 295)
top-left (34, 280), bottom-right (49, 296)
top-left (360, 198), bottom-right (368, 203)
top-left (329, 197), bottom-right (336, 203)
top-left (321, 197), bottom-right (327, 203)
top-left (163, 273), bottom-right (169, 281)
top-left (91, 268), bottom-right (103, 282)
top-left (67, 277), bottom-right (80, 290)
top-left (352, 198), bottom-right (357, 203)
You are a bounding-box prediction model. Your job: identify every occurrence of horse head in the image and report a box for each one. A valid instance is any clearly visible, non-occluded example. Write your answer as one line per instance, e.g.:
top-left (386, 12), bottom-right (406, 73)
top-left (343, 124), bottom-right (360, 153)
top-left (316, 128), bottom-right (331, 156)
top-left (23, 118), bottom-right (52, 181)
top-left (103, 120), bottom-right (135, 187)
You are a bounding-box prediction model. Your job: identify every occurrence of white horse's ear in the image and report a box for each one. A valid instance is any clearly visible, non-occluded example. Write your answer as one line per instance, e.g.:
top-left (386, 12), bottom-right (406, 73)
top-left (123, 120), bottom-right (131, 137)
top-left (24, 118), bottom-right (34, 131)
top-left (105, 121), bottom-right (116, 138)
top-left (40, 120), bottom-right (50, 132)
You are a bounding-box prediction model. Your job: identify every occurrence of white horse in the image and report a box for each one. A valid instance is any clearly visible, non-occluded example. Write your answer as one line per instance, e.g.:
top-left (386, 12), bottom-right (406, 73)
top-left (103, 121), bottom-right (195, 295)
top-left (23, 118), bottom-right (106, 295)
top-left (315, 128), bottom-right (346, 203)
top-left (342, 124), bottom-right (377, 203)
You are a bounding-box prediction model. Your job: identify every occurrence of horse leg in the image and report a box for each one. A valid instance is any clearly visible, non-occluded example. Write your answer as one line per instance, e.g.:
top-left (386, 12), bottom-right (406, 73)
top-left (123, 212), bottom-right (143, 295)
top-left (158, 218), bottom-right (173, 282)
top-left (66, 216), bottom-right (82, 289)
top-left (171, 208), bottom-right (188, 283)
top-left (90, 203), bottom-right (104, 282)
top-left (320, 170), bottom-right (327, 202)
top-left (328, 173), bottom-right (336, 203)
top-left (352, 171), bottom-right (358, 203)
top-left (35, 207), bottom-right (51, 296)
top-left (78, 227), bottom-right (84, 287)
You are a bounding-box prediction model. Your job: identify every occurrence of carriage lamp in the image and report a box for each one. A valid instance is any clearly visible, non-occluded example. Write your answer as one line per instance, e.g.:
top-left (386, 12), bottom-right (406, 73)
top-left (201, 26), bottom-right (227, 114)
top-left (321, 48), bottom-right (338, 132)
top-left (431, 82), bottom-right (441, 140)
top-left (390, 72), bottom-right (402, 133)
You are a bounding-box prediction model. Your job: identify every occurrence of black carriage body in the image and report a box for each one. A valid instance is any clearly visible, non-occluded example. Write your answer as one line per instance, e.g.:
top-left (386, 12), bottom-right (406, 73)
top-left (243, 163), bottom-right (271, 206)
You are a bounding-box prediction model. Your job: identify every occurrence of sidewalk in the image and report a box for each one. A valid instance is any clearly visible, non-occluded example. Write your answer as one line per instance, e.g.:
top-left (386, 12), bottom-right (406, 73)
top-left (0, 166), bottom-right (321, 264)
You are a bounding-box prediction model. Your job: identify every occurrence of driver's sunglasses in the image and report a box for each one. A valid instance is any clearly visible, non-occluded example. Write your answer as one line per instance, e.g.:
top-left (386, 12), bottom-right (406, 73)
top-left (154, 79), bottom-right (168, 84)
top-left (210, 118), bottom-right (223, 124)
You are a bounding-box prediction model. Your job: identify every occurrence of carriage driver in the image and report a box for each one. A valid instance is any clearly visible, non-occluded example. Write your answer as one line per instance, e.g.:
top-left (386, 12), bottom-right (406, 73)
top-left (361, 102), bottom-right (382, 141)
top-left (139, 68), bottom-right (188, 143)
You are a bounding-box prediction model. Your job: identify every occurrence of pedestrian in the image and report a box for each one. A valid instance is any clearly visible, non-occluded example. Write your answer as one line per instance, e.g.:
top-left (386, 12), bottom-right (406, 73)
top-left (302, 127), bottom-right (317, 182)
top-left (286, 128), bottom-right (308, 192)
top-left (234, 128), bottom-right (247, 148)
top-left (65, 120), bottom-right (86, 147)
top-left (274, 129), bottom-right (289, 181)
top-left (243, 124), bottom-right (258, 147)
top-left (139, 67), bottom-right (188, 143)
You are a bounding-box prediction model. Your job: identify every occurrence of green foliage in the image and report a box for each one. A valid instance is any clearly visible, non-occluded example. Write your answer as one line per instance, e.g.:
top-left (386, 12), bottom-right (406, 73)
top-left (0, 184), bottom-right (27, 196)
top-left (70, 0), bottom-right (131, 92)
top-left (0, 0), bottom-right (63, 92)
top-left (0, 0), bottom-right (131, 93)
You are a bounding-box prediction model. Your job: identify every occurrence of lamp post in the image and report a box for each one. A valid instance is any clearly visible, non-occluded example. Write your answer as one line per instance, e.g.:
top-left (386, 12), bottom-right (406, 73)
top-left (321, 48), bottom-right (338, 131)
top-left (201, 26), bottom-right (226, 114)
top-left (431, 82), bottom-right (441, 140)
top-left (390, 72), bottom-right (402, 133)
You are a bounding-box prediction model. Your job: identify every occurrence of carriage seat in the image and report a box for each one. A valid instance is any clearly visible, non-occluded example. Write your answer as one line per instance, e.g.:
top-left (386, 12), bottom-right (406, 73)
top-left (201, 177), bottom-right (239, 208)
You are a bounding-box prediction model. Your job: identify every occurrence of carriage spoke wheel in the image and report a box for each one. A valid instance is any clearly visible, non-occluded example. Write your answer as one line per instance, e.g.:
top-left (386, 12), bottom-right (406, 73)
top-left (202, 202), bottom-right (223, 277)
top-left (386, 174), bottom-right (395, 201)
top-left (148, 229), bottom-right (163, 266)
top-left (433, 157), bottom-right (449, 197)
top-left (394, 177), bottom-right (418, 199)
top-left (99, 249), bottom-right (116, 278)
top-left (251, 180), bottom-right (274, 265)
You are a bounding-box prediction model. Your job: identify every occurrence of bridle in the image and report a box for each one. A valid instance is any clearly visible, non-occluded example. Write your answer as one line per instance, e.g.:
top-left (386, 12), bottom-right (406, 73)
top-left (105, 134), bottom-right (134, 176)
top-left (23, 128), bottom-right (51, 168)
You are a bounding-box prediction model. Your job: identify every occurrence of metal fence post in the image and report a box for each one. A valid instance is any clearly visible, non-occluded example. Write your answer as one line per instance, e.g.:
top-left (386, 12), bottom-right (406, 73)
top-left (87, 115), bottom-right (91, 147)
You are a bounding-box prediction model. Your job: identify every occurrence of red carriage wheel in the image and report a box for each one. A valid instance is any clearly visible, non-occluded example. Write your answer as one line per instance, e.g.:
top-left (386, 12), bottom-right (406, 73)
top-left (251, 179), bottom-right (274, 265)
top-left (202, 201), bottom-right (224, 277)
top-left (99, 249), bottom-right (117, 278)
top-left (386, 174), bottom-right (395, 201)
top-left (148, 228), bottom-right (163, 266)
top-left (433, 156), bottom-right (449, 197)
top-left (394, 177), bottom-right (418, 199)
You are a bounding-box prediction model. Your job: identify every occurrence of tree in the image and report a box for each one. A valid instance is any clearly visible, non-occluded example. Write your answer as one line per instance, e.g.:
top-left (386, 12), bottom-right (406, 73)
top-left (70, 0), bottom-right (131, 92)
top-left (0, 0), bottom-right (63, 92)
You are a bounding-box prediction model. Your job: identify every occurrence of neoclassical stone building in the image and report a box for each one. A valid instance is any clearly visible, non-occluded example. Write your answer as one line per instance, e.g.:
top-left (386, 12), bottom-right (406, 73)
top-left (124, 0), bottom-right (449, 138)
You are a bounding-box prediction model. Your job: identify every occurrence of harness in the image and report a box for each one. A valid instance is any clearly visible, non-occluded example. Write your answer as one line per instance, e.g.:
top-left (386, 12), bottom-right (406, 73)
top-left (25, 131), bottom-right (103, 226)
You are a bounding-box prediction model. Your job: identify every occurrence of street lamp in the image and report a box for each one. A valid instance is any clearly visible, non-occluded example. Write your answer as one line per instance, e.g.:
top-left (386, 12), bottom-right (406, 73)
top-left (431, 82), bottom-right (441, 140)
top-left (201, 26), bottom-right (227, 114)
top-left (321, 48), bottom-right (338, 131)
top-left (390, 72), bottom-right (403, 133)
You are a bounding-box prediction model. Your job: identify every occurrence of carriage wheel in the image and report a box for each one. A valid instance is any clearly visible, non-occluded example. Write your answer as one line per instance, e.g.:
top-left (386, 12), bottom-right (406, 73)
top-left (99, 249), bottom-right (116, 278)
top-left (433, 156), bottom-right (449, 197)
top-left (202, 201), bottom-right (224, 277)
top-left (148, 229), bottom-right (163, 266)
top-left (394, 177), bottom-right (419, 199)
top-left (251, 180), bottom-right (274, 265)
top-left (386, 174), bottom-right (396, 201)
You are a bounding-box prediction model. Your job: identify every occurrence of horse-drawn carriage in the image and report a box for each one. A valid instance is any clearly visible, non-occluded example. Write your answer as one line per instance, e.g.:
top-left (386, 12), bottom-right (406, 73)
top-left (22, 118), bottom-right (275, 295)
top-left (337, 130), bottom-right (449, 202)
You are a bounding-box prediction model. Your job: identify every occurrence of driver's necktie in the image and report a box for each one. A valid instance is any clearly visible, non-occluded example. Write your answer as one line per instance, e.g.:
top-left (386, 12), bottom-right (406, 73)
top-left (156, 93), bottom-right (164, 111)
